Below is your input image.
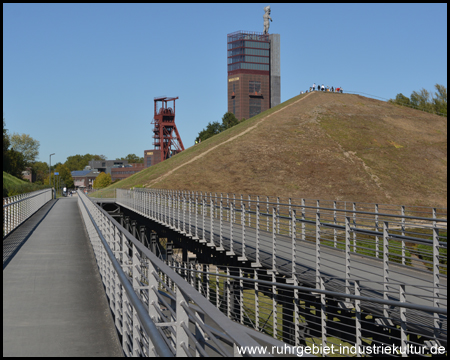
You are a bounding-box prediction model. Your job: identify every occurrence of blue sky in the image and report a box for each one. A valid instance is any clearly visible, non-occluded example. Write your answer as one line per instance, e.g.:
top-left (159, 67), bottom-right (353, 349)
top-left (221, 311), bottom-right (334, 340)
top-left (3, 3), bottom-right (447, 166)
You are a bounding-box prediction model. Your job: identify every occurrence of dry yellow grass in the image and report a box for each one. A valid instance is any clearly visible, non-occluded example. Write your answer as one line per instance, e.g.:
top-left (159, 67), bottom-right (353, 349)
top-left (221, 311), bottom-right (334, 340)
top-left (92, 92), bottom-right (447, 208)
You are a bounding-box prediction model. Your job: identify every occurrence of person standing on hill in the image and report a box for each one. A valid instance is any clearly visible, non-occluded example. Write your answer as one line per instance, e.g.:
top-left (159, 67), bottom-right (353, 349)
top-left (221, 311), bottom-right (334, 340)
top-left (313, 83), bottom-right (316, 91)
top-left (321, 84), bottom-right (325, 91)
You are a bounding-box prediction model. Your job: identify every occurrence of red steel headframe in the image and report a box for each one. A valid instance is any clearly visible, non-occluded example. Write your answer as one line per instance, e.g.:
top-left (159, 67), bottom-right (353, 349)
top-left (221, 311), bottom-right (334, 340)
top-left (152, 96), bottom-right (185, 163)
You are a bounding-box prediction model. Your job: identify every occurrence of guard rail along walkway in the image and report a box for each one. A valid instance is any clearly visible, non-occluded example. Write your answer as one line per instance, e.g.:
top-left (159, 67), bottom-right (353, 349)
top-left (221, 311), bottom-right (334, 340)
top-left (3, 188), bottom-right (53, 238)
top-left (78, 190), bottom-right (291, 357)
top-left (113, 188), bottom-right (447, 356)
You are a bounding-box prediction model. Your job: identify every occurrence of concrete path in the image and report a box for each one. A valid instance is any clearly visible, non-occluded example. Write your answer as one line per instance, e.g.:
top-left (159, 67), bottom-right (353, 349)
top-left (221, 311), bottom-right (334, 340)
top-left (3, 197), bottom-right (122, 357)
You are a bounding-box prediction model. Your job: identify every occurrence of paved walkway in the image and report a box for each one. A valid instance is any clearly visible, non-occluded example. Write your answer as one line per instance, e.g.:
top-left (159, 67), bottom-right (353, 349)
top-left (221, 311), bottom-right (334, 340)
top-left (3, 197), bottom-right (122, 357)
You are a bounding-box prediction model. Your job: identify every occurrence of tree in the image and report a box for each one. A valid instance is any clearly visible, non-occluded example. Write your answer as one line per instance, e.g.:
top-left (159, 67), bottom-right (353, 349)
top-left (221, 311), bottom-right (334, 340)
top-left (433, 84), bottom-right (447, 116)
top-left (221, 112), bottom-right (239, 129)
top-left (389, 84), bottom-right (447, 116)
top-left (43, 164), bottom-right (74, 189)
top-left (196, 112), bottom-right (242, 142)
top-left (116, 154), bottom-right (144, 164)
top-left (389, 93), bottom-right (411, 107)
top-left (9, 133), bottom-right (40, 164)
top-left (64, 153), bottom-right (107, 171)
top-left (31, 161), bottom-right (49, 184)
top-left (3, 117), bottom-right (10, 171)
top-left (6, 149), bottom-right (26, 179)
top-left (93, 172), bottom-right (112, 189)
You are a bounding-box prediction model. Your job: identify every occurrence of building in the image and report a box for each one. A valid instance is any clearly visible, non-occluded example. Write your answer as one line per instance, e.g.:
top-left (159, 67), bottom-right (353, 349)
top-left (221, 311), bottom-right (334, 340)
top-left (88, 160), bottom-right (128, 175)
top-left (144, 149), bottom-right (162, 168)
top-left (227, 30), bottom-right (280, 120)
top-left (110, 163), bottom-right (146, 182)
top-left (71, 169), bottom-right (100, 190)
top-left (22, 167), bottom-right (35, 182)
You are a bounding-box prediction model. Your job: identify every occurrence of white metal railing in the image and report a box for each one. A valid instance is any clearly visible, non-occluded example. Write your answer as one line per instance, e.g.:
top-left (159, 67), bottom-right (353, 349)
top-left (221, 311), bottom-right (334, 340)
top-left (3, 189), bottom-right (53, 238)
top-left (78, 190), bottom-right (276, 357)
top-left (110, 187), bottom-right (448, 355)
top-left (115, 188), bottom-right (447, 335)
top-left (167, 260), bottom-right (447, 356)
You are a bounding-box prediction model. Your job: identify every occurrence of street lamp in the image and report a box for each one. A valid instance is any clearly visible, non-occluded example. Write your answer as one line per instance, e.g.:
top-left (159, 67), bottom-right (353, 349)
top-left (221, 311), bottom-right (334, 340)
top-left (49, 153), bottom-right (55, 186)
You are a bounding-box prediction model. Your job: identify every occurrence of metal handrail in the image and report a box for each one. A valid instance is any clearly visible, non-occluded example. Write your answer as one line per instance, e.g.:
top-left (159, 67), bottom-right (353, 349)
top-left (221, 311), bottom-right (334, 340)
top-left (168, 264), bottom-right (447, 315)
top-left (3, 188), bottom-right (53, 238)
top-left (78, 192), bottom-right (172, 357)
top-left (78, 190), bottom-right (265, 356)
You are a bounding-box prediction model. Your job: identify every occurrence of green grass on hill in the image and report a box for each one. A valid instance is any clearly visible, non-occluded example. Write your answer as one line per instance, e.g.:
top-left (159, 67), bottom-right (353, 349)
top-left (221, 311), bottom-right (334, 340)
top-left (90, 92), bottom-right (447, 208)
top-left (90, 93), bottom-right (310, 198)
top-left (3, 171), bottom-right (50, 197)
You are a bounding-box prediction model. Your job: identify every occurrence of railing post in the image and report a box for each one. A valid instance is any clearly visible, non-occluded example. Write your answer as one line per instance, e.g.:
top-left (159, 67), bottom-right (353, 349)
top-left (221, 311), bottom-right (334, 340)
top-left (383, 221), bottom-right (390, 321)
top-left (248, 195), bottom-right (251, 228)
top-left (272, 272), bottom-right (277, 339)
top-left (401, 205), bottom-right (406, 265)
top-left (208, 197), bottom-right (214, 248)
top-left (345, 216), bottom-right (351, 300)
top-left (432, 208), bottom-right (440, 339)
top-left (277, 197), bottom-right (280, 234)
top-left (218, 197), bottom-right (224, 250)
top-left (355, 280), bottom-right (361, 352)
top-left (320, 276), bottom-right (327, 349)
top-left (333, 201), bottom-right (337, 248)
top-left (272, 207), bottom-right (277, 273)
top-left (254, 269), bottom-right (259, 332)
top-left (239, 203), bottom-right (247, 261)
top-left (195, 192), bottom-right (198, 239)
top-left (175, 285), bottom-right (190, 356)
top-left (316, 211), bottom-right (321, 289)
top-left (188, 192), bottom-right (192, 236)
top-left (301, 199), bottom-right (306, 242)
top-left (201, 198), bottom-right (206, 243)
top-left (353, 202), bottom-right (357, 253)
top-left (291, 209), bottom-right (296, 275)
top-left (227, 202), bottom-right (235, 256)
top-left (399, 284), bottom-right (407, 355)
top-left (289, 198), bottom-right (292, 238)
top-left (375, 204), bottom-right (379, 258)
top-left (252, 200), bottom-right (261, 267)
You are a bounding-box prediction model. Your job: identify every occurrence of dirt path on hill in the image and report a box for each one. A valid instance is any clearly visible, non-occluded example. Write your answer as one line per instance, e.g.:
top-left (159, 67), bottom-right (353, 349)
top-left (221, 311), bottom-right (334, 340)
top-left (145, 92), bottom-right (314, 188)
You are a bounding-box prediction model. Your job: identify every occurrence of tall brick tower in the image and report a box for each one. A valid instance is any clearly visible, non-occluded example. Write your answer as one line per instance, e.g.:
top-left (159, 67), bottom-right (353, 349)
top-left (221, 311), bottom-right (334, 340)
top-left (227, 31), bottom-right (280, 120)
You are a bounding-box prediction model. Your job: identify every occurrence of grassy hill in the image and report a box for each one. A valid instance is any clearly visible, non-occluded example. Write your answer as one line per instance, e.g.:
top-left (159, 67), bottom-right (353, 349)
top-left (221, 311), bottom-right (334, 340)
top-left (3, 171), bottom-right (28, 188)
top-left (3, 171), bottom-right (51, 197)
top-left (91, 92), bottom-right (447, 208)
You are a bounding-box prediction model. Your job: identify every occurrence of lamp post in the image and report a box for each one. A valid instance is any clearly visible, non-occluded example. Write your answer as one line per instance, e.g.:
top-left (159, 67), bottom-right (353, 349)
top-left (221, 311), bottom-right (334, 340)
top-left (49, 153), bottom-right (55, 199)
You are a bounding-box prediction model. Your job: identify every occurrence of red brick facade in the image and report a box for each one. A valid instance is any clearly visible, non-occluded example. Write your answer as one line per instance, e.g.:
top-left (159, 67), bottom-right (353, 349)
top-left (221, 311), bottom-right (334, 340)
top-left (110, 163), bottom-right (145, 182)
top-left (228, 72), bottom-right (270, 120)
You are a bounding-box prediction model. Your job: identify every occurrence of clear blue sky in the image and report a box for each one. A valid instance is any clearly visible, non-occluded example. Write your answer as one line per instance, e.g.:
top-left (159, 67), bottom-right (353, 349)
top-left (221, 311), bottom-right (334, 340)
top-left (3, 3), bottom-right (447, 166)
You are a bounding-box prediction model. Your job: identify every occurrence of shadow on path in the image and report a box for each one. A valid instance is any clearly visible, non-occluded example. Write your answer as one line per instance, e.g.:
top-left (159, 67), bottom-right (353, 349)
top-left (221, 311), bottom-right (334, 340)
top-left (3, 199), bottom-right (58, 270)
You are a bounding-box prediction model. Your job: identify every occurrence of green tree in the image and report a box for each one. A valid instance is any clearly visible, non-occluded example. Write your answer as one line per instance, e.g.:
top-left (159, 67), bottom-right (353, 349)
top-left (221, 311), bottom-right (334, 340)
top-left (6, 149), bottom-right (27, 179)
top-left (9, 133), bottom-right (40, 165)
top-left (116, 154), bottom-right (144, 163)
top-left (3, 117), bottom-right (10, 171)
top-left (93, 172), bottom-right (112, 189)
top-left (31, 161), bottom-right (49, 184)
top-left (389, 93), bottom-right (411, 107)
top-left (389, 84), bottom-right (447, 116)
top-left (55, 164), bottom-right (74, 189)
top-left (64, 153), bottom-right (107, 171)
top-left (221, 112), bottom-right (239, 129)
top-left (44, 164), bottom-right (74, 189)
top-left (433, 83), bottom-right (447, 116)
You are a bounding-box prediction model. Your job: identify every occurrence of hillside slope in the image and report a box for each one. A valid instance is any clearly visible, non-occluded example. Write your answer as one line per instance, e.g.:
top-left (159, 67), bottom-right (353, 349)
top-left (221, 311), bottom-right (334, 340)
top-left (94, 92), bottom-right (447, 207)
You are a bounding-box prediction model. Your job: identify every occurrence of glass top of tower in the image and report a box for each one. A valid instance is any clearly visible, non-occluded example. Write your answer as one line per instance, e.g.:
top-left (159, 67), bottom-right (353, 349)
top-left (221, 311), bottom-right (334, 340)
top-left (227, 31), bottom-right (270, 73)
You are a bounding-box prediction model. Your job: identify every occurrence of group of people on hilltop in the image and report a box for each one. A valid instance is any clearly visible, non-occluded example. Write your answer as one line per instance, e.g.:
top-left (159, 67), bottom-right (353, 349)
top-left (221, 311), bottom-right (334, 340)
top-left (300, 83), bottom-right (343, 95)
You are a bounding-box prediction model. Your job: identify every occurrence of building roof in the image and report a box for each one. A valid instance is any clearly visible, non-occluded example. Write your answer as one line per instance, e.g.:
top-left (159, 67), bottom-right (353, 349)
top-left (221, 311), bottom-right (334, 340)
top-left (71, 170), bottom-right (99, 177)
